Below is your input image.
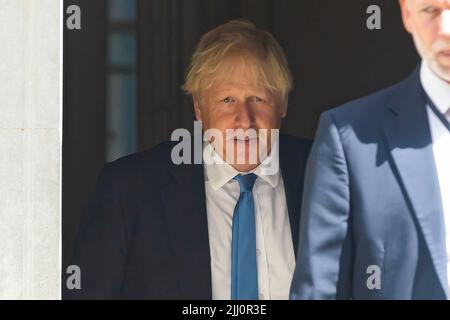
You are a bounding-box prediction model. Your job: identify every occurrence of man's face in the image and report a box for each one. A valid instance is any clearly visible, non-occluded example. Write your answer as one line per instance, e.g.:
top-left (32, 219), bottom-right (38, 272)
top-left (194, 57), bottom-right (286, 172)
top-left (400, 0), bottom-right (450, 82)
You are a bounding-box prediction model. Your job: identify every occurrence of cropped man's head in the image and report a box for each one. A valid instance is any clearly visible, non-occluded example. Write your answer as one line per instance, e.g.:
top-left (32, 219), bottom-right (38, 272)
top-left (400, 0), bottom-right (450, 82)
top-left (183, 20), bottom-right (292, 172)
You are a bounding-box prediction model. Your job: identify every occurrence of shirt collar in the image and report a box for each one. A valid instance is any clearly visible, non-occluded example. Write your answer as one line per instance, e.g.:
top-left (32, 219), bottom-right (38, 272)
top-left (420, 61), bottom-right (450, 114)
top-left (202, 141), bottom-right (280, 191)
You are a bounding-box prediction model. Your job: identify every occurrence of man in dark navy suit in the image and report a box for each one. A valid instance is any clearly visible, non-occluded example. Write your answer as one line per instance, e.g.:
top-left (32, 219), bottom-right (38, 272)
top-left (66, 20), bottom-right (311, 300)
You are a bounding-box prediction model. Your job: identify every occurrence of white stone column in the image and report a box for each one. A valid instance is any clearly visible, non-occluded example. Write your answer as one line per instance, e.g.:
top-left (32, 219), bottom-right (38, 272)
top-left (0, 0), bottom-right (61, 299)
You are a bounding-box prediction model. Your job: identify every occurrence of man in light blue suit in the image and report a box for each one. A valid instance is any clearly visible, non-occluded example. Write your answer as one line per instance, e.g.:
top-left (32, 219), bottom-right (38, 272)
top-left (291, 0), bottom-right (450, 299)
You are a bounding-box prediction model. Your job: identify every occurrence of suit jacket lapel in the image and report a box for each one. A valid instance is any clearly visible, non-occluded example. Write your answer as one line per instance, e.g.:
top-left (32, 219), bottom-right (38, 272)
top-left (382, 66), bottom-right (448, 297)
top-left (158, 136), bottom-right (305, 297)
top-left (160, 162), bottom-right (212, 299)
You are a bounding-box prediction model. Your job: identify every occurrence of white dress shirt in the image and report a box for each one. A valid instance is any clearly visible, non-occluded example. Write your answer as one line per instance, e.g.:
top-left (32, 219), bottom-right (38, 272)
top-left (421, 62), bottom-right (450, 290)
top-left (202, 142), bottom-right (295, 300)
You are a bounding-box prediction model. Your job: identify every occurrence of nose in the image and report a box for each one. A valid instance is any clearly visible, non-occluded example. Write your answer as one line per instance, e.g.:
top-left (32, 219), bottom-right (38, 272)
top-left (441, 10), bottom-right (450, 37)
top-left (235, 101), bottom-right (253, 130)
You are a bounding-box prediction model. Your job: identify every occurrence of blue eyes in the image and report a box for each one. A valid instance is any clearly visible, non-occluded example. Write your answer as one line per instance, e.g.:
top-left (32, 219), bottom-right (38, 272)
top-left (222, 97), bottom-right (264, 104)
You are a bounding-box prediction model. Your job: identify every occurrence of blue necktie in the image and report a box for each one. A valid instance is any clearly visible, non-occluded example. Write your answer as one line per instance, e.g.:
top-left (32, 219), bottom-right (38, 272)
top-left (231, 173), bottom-right (258, 300)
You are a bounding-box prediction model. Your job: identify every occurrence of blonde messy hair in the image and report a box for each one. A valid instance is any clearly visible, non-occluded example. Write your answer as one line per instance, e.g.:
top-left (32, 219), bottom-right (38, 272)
top-left (182, 20), bottom-right (293, 108)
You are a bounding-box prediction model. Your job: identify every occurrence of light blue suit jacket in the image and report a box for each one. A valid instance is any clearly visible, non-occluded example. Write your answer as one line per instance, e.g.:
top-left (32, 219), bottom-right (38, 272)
top-left (290, 65), bottom-right (449, 299)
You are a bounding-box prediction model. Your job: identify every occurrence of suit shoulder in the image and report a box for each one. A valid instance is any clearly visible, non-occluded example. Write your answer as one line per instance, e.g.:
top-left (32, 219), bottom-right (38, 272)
top-left (323, 80), bottom-right (405, 127)
top-left (109, 140), bottom-right (175, 167)
top-left (100, 140), bottom-right (176, 182)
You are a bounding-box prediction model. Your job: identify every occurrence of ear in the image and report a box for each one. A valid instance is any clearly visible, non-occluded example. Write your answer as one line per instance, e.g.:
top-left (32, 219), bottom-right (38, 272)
top-left (399, 0), bottom-right (414, 34)
top-left (193, 96), bottom-right (202, 122)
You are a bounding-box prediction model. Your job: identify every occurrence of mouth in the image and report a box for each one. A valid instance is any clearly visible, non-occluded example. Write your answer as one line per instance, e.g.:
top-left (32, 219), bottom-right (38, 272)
top-left (225, 134), bottom-right (259, 142)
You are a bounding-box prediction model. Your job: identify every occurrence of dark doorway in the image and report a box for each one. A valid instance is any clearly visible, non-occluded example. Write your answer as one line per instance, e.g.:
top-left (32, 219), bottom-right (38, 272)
top-left (63, 0), bottom-right (419, 275)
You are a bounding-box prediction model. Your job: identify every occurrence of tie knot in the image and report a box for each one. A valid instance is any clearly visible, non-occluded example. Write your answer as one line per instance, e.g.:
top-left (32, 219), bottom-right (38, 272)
top-left (234, 173), bottom-right (257, 193)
